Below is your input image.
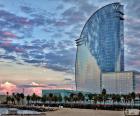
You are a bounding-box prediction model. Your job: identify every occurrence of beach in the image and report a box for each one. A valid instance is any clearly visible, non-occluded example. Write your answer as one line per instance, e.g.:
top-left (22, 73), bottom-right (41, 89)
top-left (47, 108), bottom-right (124, 116)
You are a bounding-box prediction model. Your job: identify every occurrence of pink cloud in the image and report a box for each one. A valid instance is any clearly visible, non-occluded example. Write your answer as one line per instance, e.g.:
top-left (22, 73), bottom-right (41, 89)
top-left (1, 40), bottom-right (12, 47)
top-left (3, 31), bottom-right (17, 38)
top-left (0, 40), bottom-right (25, 53)
top-left (0, 82), bottom-right (17, 95)
top-left (0, 81), bottom-right (75, 96)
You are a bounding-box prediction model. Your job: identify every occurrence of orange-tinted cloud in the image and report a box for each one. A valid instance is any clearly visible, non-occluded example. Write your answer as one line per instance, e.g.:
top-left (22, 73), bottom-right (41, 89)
top-left (0, 81), bottom-right (75, 96)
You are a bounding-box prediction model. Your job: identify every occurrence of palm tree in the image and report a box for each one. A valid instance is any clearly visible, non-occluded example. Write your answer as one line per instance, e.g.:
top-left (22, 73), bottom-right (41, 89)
top-left (73, 94), bottom-right (78, 103)
top-left (69, 93), bottom-right (75, 108)
top-left (15, 93), bottom-right (21, 105)
top-left (70, 93), bottom-right (74, 103)
top-left (31, 93), bottom-right (37, 104)
top-left (64, 96), bottom-right (69, 103)
top-left (123, 94), bottom-right (129, 106)
top-left (58, 95), bottom-right (62, 103)
top-left (88, 94), bottom-right (93, 104)
top-left (131, 92), bottom-right (136, 107)
top-left (116, 94), bottom-right (121, 105)
top-left (6, 96), bottom-right (11, 104)
top-left (78, 92), bottom-right (85, 103)
top-left (102, 89), bottom-right (107, 107)
top-left (97, 94), bottom-right (103, 105)
top-left (48, 93), bottom-right (53, 105)
top-left (137, 93), bottom-right (140, 107)
top-left (111, 94), bottom-right (116, 105)
top-left (53, 95), bottom-right (58, 103)
top-left (6, 92), bottom-right (9, 96)
top-left (102, 89), bottom-right (106, 96)
top-left (93, 95), bottom-right (98, 106)
top-left (6, 92), bottom-right (9, 104)
top-left (127, 94), bottom-right (132, 107)
top-left (11, 97), bottom-right (15, 105)
top-left (12, 93), bottom-right (16, 105)
top-left (37, 96), bottom-right (41, 104)
top-left (20, 93), bottom-right (24, 105)
top-left (26, 95), bottom-right (31, 105)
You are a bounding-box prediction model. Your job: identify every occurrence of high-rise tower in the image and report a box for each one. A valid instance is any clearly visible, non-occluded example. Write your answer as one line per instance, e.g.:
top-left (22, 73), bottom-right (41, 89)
top-left (75, 3), bottom-right (124, 93)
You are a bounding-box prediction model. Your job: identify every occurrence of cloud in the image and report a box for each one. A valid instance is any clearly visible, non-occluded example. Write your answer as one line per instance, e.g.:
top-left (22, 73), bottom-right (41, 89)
top-left (0, 82), bottom-right (17, 95)
top-left (0, 37), bottom-right (76, 73)
top-left (0, 0), bottom-right (140, 93)
top-left (62, 0), bottom-right (98, 15)
top-left (0, 55), bottom-right (16, 61)
top-left (0, 80), bottom-right (75, 96)
top-left (61, 7), bottom-right (86, 25)
top-left (125, 0), bottom-right (140, 18)
top-left (18, 82), bottom-right (48, 88)
top-left (56, 4), bottom-right (64, 10)
top-left (0, 31), bottom-right (17, 38)
top-left (29, 39), bottom-right (75, 73)
top-left (20, 6), bottom-right (34, 14)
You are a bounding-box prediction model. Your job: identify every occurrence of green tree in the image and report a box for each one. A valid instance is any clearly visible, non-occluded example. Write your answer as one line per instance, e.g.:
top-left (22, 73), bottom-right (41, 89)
top-left (88, 94), bottom-right (93, 103)
top-left (41, 95), bottom-right (46, 104)
top-left (26, 95), bottom-right (31, 105)
top-left (78, 92), bottom-right (85, 102)
top-left (58, 95), bottom-right (62, 103)
top-left (131, 92), bottom-right (136, 107)
top-left (12, 93), bottom-right (16, 105)
top-left (97, 94), bottom-right (103, 104)
top-left (102, 89), bottom-right (107, 106)
top-left (6, 96), bottom-right (11, 104)
top-left (31, 93), bottom-right (37, 104)
top-left (102, 89), bottom-right (106, 96)
top-left (53, 95), bottom-right (58, 103)
top-left (123, 95), bottom-right (129, 104)
top-left (36, 96), bottom-right (41, 104)
top-left (116, 94), bottom-right (121, 105)
top-left (93, 95), bottom-right (98, 105)
top-left (138, 93), bottom-right (140, 106)
top-left (112, 94), bottom-right (117, 105)
top-left (73, 95), bottom-right (78, 103)
top-left (48, 93), bottom-right (53, 104)
top-left (20, 93), bottom-right (24, 105)
top-left (15, 93), bottom-right (21, 105)
top-left (6, 92), bottom-right (9, 104)
top-left (64, 96), bottom-right (69, 103)
top-left (11, 97), bottom-right (15, 104)
top-left (127, 94), bottom-right (132, 107)
top-left (70, 93), bottom-right (74, 102)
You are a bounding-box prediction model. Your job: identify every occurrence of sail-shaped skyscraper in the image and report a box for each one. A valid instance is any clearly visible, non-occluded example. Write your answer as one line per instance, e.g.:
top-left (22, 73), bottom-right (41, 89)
top-left (75, 3), bottom-right (124, 93)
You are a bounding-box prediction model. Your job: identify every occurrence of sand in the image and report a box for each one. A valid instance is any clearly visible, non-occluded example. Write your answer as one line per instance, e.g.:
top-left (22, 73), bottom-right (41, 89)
top-left (46, 108), bottom-right (124, 116)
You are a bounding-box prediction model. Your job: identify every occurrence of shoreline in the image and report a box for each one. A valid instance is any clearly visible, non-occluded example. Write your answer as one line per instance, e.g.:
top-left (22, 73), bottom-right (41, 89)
top-left (0, 105), bottom-right (127, 116)
top-left (0, 104), bottom-right (58, 112)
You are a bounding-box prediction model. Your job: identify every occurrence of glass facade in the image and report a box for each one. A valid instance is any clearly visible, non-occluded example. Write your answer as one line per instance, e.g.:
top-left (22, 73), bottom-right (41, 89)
top-left (102, 72), bottom-right (134, 94)
top-left (134, 73), bottom-right (140, 93)
top-left (75, 3), bottom-right (124, 93)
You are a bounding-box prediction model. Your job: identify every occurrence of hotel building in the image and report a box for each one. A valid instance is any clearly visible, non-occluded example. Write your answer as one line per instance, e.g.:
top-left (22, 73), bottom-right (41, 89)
top-left (75, 3), bottom-right (140, 94)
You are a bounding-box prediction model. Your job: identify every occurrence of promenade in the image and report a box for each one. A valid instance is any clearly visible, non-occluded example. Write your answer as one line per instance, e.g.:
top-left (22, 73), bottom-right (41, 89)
top-left (47, 108), bottom-right (124, 116)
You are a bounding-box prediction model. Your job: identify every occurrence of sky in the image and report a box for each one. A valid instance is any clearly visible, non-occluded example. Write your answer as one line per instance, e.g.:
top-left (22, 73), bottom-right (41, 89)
top-left (0, 0), bottom-right (139, 95)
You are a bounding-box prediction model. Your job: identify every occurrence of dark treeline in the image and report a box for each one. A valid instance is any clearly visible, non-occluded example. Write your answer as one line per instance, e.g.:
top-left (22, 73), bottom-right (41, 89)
top-left (3, 89), bottom-right (140, 110)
